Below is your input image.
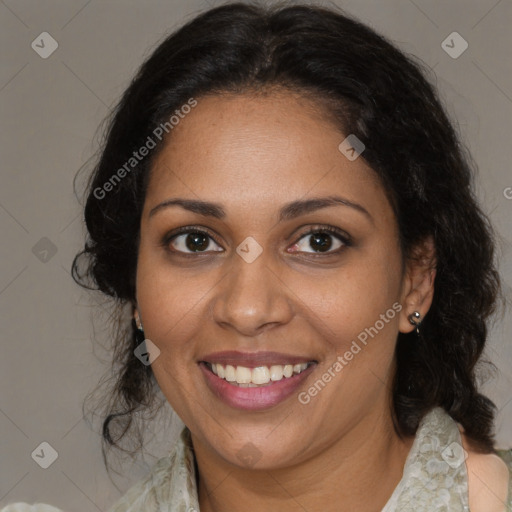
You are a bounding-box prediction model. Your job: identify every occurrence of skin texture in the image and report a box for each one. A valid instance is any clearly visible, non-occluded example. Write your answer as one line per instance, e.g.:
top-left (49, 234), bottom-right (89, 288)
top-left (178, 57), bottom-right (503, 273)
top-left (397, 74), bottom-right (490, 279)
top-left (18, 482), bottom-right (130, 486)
top-left (134, 90), bottom-right (439, 511)
top-left (459, 426), bottom-right (510, 512)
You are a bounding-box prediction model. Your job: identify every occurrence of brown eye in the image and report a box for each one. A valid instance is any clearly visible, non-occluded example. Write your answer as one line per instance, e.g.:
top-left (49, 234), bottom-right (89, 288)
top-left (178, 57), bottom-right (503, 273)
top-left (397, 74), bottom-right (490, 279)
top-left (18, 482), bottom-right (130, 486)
top-left (289, 226), bottom-right (351, 255)
top-left (166, 229), bottom-right (223, 254)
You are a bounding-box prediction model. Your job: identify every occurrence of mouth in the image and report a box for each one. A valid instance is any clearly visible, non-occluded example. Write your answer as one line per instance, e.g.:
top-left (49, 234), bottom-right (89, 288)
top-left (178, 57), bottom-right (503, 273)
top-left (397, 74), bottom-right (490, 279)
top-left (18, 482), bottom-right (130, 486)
top-left (198, 351), bottom-right (318, 410)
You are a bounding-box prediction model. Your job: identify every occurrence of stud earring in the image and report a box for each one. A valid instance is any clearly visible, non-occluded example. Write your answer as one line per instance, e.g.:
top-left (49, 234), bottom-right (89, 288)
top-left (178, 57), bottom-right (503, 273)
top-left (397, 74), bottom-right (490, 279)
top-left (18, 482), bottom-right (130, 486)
top-left (408, 311), bottom-right (421, 335)
top-left (134, 313), bottom-right (145, 343)
top-left (134, 310), bottom-right (144, 330)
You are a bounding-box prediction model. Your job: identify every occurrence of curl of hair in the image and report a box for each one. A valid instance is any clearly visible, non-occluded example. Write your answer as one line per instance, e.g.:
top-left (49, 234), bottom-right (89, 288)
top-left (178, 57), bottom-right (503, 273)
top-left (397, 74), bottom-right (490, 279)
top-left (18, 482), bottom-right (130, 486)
top-left (72, 1), bottom-right (505, 471)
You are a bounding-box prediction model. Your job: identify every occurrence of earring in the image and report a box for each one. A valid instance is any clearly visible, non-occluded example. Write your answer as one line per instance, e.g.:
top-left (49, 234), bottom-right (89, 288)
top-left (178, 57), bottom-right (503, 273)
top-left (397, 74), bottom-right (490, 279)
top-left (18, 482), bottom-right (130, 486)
top-left (408, 311), bottom-right (421, 335)
top-left (134, 313), bottom-right (145, 343)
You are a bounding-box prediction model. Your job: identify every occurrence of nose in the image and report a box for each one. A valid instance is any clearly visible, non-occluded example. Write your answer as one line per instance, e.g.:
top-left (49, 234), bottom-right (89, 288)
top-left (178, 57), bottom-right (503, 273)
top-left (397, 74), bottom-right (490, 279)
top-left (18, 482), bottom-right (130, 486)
top-left (210, 248), bottom-right (294, 337)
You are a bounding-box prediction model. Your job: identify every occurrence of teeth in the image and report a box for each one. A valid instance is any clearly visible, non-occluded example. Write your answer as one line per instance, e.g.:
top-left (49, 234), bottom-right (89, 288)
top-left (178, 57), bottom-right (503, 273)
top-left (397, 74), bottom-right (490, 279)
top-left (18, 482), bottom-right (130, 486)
top-left (235, 366), bottom-right (252, 384)
top-left (269, 365), bottom-right (283, 381)
top-left (208, 362), bottom-right (311, 386)
top-left (252, 366), bottom-right (270, 384)
top-left (225, 365), bottom-right (236, 382)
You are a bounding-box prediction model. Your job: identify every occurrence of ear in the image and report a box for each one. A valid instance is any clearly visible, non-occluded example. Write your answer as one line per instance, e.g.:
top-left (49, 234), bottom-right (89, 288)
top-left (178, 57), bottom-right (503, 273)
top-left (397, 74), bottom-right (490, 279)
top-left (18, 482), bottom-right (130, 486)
top-left (398, 235), bottom-right (437, 334)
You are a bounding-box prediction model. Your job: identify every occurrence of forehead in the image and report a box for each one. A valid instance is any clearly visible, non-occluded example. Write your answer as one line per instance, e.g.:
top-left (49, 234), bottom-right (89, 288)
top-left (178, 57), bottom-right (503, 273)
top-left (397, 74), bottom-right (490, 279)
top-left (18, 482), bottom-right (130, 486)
top-left (146, 91), bottom-right (387, 221)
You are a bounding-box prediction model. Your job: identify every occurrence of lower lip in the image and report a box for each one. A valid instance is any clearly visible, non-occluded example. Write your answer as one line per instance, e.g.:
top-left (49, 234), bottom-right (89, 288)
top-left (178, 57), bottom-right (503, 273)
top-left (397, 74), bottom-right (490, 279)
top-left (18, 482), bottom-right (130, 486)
top-left (199, 362), bottom-right (316, 411)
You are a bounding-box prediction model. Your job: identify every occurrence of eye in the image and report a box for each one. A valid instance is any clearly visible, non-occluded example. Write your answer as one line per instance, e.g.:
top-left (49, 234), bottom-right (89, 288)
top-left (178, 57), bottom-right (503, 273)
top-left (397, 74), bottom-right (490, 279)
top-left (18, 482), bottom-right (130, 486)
top-left (162, 224), bottom-right (351, 257)
top-left (164, 227), bottom-right (223, 255)
top-left (288, 226), bottom-right (351, 255)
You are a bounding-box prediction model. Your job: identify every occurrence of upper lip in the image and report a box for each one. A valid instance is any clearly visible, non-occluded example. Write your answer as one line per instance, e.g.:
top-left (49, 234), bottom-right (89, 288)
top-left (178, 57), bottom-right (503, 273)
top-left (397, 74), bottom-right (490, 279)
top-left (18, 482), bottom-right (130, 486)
top-left (199, 351), bottom-right (317, 368)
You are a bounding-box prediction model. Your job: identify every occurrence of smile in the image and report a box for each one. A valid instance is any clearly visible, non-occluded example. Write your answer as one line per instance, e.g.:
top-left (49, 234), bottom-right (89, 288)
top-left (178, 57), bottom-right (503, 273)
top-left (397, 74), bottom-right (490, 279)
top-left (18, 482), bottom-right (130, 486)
top-left (198, 351), bottom-right (317, 410)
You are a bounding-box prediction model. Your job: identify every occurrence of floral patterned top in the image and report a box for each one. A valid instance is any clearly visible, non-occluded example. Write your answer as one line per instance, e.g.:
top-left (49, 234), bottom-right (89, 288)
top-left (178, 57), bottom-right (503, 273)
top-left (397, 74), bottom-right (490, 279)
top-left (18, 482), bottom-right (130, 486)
top-left (102, 406), bottom-right (511, 512)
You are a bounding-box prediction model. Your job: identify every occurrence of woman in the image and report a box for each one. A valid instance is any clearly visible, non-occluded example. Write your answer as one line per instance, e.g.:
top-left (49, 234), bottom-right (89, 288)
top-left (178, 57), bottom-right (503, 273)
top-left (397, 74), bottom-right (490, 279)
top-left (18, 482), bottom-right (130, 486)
top-left (65, 2), bottom-right (511, 511)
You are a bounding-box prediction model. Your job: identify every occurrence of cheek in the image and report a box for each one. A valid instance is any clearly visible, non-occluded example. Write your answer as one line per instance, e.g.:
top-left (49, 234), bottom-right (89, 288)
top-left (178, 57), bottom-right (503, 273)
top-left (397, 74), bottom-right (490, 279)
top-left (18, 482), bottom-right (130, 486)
top-left (292, 243), bottom-right (402, 348)
top-left (290, 245), bottom-right (402, 417)
top-left (135, 248), bottom-right (215, 423)
top-left (295, 264), bottom-right (401, 428)
top-left (135, 246), bottom-right (218, 360)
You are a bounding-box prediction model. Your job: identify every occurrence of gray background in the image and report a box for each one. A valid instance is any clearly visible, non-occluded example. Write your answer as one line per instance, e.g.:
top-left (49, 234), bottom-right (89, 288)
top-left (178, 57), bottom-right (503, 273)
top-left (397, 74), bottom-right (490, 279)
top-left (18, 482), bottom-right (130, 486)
top-left (1, 0), bottom-right (511, 509)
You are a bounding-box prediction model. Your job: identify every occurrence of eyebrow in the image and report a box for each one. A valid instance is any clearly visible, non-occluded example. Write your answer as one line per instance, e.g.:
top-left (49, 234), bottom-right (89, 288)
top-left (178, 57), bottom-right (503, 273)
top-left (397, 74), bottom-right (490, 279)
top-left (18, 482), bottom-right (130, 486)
top-left (148, 195), bottom-right (373, 224)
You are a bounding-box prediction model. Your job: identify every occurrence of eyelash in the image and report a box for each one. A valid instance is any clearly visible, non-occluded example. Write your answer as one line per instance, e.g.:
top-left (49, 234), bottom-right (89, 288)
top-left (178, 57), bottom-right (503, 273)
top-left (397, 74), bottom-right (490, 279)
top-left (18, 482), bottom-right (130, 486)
top-left (161, 224), bottom-right (352, 258)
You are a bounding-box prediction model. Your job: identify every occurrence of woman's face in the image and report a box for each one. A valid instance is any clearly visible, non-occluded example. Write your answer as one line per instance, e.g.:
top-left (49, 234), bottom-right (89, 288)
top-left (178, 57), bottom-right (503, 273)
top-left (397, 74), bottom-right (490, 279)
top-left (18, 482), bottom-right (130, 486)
top-left (136, 90), bottom-right (416, 469)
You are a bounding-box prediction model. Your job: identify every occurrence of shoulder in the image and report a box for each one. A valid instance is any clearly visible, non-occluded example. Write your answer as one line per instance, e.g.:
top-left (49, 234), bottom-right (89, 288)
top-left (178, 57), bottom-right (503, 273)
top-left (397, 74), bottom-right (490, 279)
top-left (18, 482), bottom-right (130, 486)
top-left (459, 430), bottom-right (511, 512)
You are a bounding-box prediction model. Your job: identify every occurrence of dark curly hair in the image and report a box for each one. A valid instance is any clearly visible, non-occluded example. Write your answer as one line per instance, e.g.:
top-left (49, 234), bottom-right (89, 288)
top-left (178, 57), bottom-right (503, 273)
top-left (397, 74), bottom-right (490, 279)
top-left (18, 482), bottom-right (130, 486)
top-left (72, 1), bottom-right (505, 473)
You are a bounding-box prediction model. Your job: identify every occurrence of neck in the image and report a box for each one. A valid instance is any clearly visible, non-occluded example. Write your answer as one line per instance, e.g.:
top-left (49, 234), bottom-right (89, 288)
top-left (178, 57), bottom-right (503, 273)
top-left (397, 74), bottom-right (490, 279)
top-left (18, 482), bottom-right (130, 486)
top-left (192, 404), bottom-right (415, 512)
